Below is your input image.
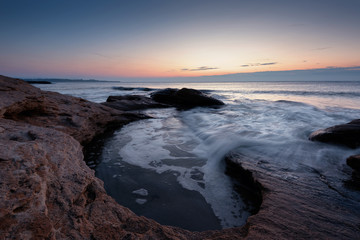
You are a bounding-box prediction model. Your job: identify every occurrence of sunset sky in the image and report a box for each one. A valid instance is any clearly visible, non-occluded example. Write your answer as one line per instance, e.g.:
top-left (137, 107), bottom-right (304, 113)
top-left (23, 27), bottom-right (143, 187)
top-left (1, 0), bottom-right (360, 80)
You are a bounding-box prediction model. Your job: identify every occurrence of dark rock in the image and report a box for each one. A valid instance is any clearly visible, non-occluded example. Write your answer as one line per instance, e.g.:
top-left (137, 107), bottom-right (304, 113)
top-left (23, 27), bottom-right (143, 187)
top-left (26, 80), bottom-right (52, 84)
top-left (150, 88), bottom-right (224, 109)
top-left (112, 86), bottom-right (153, 91)
top-left (309, 119), bottom-right (360, 148)
top-left (224, 153), bottom-right (263, 214)
top-left (347, 154), bottom-right (360, 170)
top-left (102, 95), bottom-right (169, 111)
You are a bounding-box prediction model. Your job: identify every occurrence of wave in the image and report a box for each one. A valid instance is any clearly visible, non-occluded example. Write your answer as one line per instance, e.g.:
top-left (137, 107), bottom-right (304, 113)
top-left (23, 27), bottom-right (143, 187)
top-left (250, 90), bottom-right (360, 97)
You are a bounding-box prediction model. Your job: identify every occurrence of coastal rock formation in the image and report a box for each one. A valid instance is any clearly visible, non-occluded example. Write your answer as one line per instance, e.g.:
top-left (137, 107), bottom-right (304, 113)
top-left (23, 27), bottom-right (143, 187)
top-left (103, 95), bottom-right (169, 111)
top-left (347, 154), bottom-right (360, 170)
top-left (225, 152), bottom-right (360, 239)
top-left (6, 75), bottom-right (357, 239)
top-left (0, 76), bottom-right (147, 145)
top-left (150, 88), bottom-right (224, 109)
top-left (0, 76), bottom-right (249, 239)
top-left (309, 119), bottom-right (360, 148)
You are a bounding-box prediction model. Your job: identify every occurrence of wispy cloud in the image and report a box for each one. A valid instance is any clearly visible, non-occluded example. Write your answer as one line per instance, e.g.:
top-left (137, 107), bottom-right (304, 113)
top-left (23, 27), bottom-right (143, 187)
top-left (92, 52), bottom-right (113, 59)
top-left (240, 62), bottom-right (278, 67)
top-left (259, 62), bottom-right (277, 66)
top-left (181, 66), bottom-right (218, 71)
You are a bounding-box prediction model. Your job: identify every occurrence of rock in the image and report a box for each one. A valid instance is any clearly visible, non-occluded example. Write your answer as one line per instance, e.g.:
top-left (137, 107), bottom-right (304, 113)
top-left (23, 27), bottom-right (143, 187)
top-left (225, 152), bottom-right (360, 239)
top-left (150, 88), bottom-right (224, 109)
top-left (347, 154), bottom-right (360, 170)
top-left (26, 80), bottom-right (52, 84)
top-left (0, 75), bottom-right (146, 145)
top-left (102, 95), bottom-right (169, 111)
top-left (309, 119), bottom-right (360, 148)
top-left (224, 154), bottom-right (262, 214)
top-left (0, 119), bottom-right (193, 239)
top-left (0, 75), bottom-right (249, 239)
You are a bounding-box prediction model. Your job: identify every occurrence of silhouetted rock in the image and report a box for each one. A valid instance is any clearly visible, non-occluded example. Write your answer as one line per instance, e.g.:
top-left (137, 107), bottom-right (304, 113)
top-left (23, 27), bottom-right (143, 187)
top-left (150, 88), bottom-right (224, 109)
top-left (347, 154), bottom-right (360, 170)
top-left (309, 119), bottom-right (360, 148)
top-left (103, 95), bottom-right (169, 111)
top-left (26, 80), bottom-right (52, 84)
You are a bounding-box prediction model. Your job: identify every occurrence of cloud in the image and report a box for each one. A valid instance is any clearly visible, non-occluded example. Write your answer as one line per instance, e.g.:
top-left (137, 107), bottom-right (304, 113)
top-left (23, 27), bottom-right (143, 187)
top-left (92, 52), bottom-right (113, 59)
top-left (240, 62), bottom-right (278, 67)
top-left (259, 62), bottom-right (277, 66)
top-left (181, 66), bottom-right (218, 71)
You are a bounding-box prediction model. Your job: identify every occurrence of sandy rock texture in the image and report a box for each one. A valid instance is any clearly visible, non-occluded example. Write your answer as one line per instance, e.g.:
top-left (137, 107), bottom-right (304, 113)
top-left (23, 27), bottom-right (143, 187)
top-left (0, 76), bottom-right (249, 239)
top-left (0, 76), bottom-right (146, 145)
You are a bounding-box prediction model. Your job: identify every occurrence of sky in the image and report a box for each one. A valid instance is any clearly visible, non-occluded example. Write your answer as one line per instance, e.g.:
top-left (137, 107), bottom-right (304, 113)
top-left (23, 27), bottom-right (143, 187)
top-left (1, 0), bottom-right (360, 81)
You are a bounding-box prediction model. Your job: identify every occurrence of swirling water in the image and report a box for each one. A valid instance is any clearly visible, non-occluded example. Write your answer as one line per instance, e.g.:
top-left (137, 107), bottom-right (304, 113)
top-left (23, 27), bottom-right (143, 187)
top-left (36, 81), bottom-right (360, 232)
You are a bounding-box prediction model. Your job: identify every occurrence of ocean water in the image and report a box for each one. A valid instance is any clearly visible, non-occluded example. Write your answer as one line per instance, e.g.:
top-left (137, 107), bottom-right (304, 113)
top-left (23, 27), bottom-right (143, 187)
top-left (36, 81), bottom-right (360, 231)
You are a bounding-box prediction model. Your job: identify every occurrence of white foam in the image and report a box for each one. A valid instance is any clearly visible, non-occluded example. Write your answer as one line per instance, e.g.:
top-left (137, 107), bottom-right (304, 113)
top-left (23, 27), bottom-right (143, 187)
top-left (111, 91), bottom-right (360, 228)
top-left (135, 199), bottom-right (147, 205)
top-left (132, 188), bottom-right (149, 196)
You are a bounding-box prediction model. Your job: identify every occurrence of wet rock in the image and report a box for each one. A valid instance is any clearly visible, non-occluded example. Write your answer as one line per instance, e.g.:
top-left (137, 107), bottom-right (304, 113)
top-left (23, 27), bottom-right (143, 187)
top-left (224, 154), bottom-right (263, 214)
top-left (150, 88), bottom-right (224, 109)
top-left (309, 119), bottom-right (360, 148)
top-left (225, 152), bottom-right (360, 239)
top-left (347, 154), bottom-right (360, 170)
top-left (103, 95), bottom-right (169, 111)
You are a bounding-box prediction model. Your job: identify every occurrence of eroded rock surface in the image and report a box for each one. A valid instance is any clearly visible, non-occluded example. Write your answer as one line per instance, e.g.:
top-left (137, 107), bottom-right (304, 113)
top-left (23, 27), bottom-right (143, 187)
top-left (309, 119), bottom-right (360, 148)
top-left (0, 76), bottom-right (148, 145)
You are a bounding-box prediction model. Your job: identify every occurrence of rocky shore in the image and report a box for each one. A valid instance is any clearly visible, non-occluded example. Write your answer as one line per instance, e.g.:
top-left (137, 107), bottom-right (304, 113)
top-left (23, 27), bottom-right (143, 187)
top-left (0, 76), bottom-right (247, 239)
top-left (1, 75), bottom-right (359, 239)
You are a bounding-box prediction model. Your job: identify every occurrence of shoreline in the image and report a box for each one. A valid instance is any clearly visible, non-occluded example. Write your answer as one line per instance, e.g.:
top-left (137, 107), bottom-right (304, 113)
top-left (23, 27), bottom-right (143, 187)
top-left (0, 75), bottom-right (249, 239)
top-left (1, 75), bottom-right (359, 239)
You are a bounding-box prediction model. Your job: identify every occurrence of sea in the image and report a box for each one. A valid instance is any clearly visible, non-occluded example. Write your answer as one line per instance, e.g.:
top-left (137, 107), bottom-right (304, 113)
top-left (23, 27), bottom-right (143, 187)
top-left (35, 81), bottom-right (360, 232)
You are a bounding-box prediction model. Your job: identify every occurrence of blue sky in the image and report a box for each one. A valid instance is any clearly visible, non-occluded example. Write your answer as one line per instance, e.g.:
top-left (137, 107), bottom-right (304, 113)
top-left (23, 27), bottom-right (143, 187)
top-left (1, 0), bottom-right (359, 81)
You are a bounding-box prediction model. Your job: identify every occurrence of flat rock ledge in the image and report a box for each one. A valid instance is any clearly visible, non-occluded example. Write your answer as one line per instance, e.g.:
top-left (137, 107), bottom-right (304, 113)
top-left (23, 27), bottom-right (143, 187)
top-left (309, 119), bottom-right (360, 148)
top-left (0, 76), bottom-right (249, 239)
